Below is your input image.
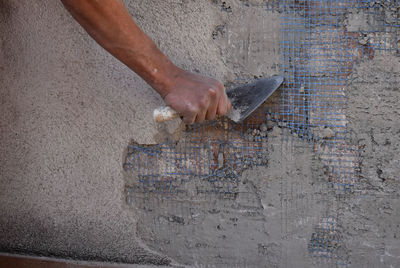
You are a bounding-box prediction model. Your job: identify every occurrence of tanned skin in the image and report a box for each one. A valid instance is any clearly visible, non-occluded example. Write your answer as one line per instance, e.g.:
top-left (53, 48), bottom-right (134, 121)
top-left (61, 0), bottom-right (231, 124)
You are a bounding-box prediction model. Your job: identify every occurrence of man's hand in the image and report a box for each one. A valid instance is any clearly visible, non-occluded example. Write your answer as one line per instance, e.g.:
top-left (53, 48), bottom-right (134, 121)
top-left (61, 0), bottom-right (231, 124)
top-left (161, 69), bottom-right (231, 124)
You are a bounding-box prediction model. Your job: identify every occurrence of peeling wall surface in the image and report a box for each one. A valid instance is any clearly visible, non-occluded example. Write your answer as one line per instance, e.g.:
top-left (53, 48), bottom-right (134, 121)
top-left (1, 0), bottom-right (399, 267)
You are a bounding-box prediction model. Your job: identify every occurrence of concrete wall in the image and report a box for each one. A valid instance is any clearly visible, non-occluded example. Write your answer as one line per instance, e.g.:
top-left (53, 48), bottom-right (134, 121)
top-left (0, 0), bottom-right (196, 264)
top-left (1, 0), bottom-right (399, 267)
top-left (0, 0), bottom-right (268, 265)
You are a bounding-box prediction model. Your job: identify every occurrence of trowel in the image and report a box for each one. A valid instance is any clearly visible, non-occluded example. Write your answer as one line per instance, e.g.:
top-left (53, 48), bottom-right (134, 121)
top-left (153, 75), bottom-right (284, 123)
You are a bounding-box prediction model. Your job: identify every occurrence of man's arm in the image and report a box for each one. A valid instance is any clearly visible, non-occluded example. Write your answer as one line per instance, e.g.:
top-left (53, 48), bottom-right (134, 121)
top-left (61, 0), bottom-right (231, 124)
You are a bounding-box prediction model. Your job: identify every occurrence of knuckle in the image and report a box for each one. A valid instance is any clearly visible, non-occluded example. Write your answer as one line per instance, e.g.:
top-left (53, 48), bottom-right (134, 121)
top-left (198, 98), bottom-right (208, 109)
top-left (218, 105), bottom-right (227, 116)
top-left (208, 87), bottom-right (217, 97)
top-left (185, 103), bottom-right (198, 114)
top-left (190, 107), bottom-right (198, 114)
top-left (216, 82), bottom-right (224, 92)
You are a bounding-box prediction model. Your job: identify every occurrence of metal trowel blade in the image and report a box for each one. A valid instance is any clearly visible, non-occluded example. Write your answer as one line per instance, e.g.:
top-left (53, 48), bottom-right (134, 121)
top-left (226, 75), bottom-right (284, 123)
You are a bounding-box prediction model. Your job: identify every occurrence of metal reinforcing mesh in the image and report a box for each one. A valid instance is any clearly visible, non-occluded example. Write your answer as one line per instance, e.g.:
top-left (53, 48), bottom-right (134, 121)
top-left (278, 0), bottom-right (399, 193)
top-left (123, 0), bottom-right (399, 265)
top-left (124, 2), bottom-right (399, 193)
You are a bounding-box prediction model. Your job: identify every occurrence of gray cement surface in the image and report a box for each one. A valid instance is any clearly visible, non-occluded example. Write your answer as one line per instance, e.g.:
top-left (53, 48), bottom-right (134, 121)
top-left (127, 134), bottom-right (327, 267)
top-left (0, 253), bottom-right (173, 268)
top-left (1, 0), bottom-right (400, 267)
top-left (1, 0), bottom-right (219, 265)
top-left (344, 54), bottom-right (400, 267)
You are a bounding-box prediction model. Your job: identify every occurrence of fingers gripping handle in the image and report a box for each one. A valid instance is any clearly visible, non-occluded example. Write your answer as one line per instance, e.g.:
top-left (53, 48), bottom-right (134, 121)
top-left (153, 106), bottom-right (180, 123)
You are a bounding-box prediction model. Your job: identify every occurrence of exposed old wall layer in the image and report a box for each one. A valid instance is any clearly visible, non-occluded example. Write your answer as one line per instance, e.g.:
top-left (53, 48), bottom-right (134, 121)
top-left (1, 0), bottom-right (399, 267)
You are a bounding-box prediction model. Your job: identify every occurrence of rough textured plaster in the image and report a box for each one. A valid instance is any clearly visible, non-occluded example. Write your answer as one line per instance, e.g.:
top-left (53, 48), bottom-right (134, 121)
top-left (1, 0), bottom-right (400, 267)
top-left (342, 54), bottom-right (400, 267)
top-left (127, 130), bottom-right (329, 267)
top-left (0, 0), bottom-right (224, 264)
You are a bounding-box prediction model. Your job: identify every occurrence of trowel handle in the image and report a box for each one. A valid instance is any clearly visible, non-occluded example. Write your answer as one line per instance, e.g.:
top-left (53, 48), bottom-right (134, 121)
top-left (153, 106), bottom-right (180, 123)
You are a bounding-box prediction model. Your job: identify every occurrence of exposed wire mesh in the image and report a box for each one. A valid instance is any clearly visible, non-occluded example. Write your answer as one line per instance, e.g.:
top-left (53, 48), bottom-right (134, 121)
top-left (276, 0), bottom-right (399, 265)
top-left (278, 0), bottom-right (399, 192)
top-left (124, 116), bottom-right (273, 197)
top-left (123, 1), bottom-right (399, 266)
top-left (124, 0), bottom-right (399, 196)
